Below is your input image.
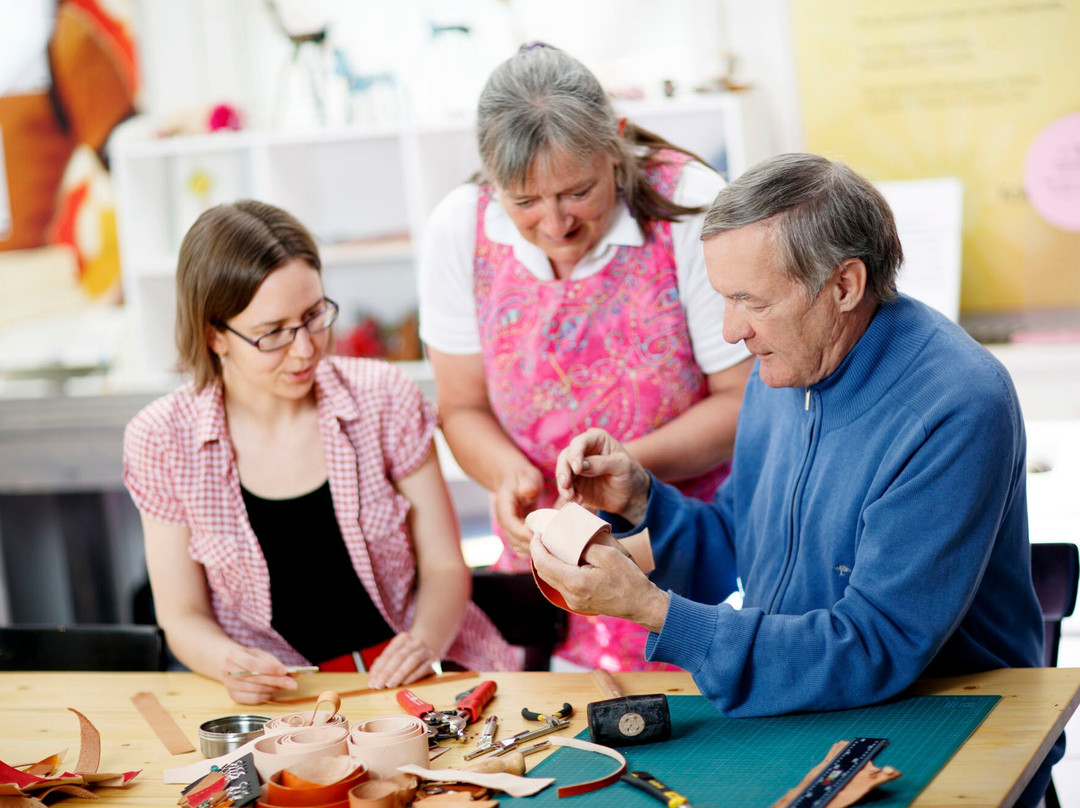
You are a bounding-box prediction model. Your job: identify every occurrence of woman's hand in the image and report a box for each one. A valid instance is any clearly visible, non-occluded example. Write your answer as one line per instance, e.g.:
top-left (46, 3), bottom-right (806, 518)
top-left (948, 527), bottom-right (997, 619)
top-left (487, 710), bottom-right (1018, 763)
top-left (555, 428), bottom-right (652, 523)
top-left (494, 465), bottom-right (544, 556)
top-left (367, 633), bottom-right (439, 689)
top-left (221, 646), bottom-right (298, 704)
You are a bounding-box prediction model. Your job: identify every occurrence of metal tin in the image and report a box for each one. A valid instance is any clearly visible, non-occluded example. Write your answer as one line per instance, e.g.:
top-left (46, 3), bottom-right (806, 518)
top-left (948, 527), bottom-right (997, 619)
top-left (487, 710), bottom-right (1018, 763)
top-left (198, 714), bottom-right (270, 757)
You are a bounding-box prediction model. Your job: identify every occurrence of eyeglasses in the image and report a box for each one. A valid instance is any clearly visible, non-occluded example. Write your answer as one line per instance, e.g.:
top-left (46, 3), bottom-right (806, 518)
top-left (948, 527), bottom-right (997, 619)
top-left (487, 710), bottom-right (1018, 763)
top-left (218, 299), bottom-right (339, 352)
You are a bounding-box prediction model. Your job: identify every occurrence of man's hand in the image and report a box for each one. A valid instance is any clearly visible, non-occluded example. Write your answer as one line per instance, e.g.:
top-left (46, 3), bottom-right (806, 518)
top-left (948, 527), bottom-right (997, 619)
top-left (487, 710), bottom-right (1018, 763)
top-left (222, 646), bottom-right (297, 704)
top-left (530, 532), bottom-right (670, 633)
top-left (367, 632), bottom-right (439, 690)
top-left (495, 466), bottom-right (544, 556)
top-left (555, 429), bottom-right (652, 523)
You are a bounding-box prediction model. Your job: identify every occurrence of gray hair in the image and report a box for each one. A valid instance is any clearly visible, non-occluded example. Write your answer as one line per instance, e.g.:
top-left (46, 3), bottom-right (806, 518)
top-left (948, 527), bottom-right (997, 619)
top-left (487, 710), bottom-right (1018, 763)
top-left (477, 43), bottom-right (618, 189)
top-left (701, 153), bottom-right (902, 304)
top-left (476, 42), bottom-right (706, 235)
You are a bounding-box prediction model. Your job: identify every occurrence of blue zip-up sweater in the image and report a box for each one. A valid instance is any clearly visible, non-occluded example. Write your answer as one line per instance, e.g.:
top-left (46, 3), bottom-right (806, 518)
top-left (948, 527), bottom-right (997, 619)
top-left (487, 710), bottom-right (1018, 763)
top-left (625, 295), bottom-right (1057, 799)
top-left (611, 295), bottom-right (1056, 791)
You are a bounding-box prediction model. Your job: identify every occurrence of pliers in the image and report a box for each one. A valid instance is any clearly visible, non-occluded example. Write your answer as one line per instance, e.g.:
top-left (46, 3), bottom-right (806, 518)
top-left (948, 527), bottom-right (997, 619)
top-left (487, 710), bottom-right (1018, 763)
top-left (397, 679), bottom-right (497, 742)
top-left (522, 702), bottom-right (573, 726)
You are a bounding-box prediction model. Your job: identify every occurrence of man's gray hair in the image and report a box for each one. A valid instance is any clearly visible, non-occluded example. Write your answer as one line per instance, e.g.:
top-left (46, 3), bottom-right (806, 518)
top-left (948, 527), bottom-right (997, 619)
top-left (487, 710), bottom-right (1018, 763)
top-left (476, 43), bottom-right (619, 190)
top-left (702, 153), bottom-right (903, 303)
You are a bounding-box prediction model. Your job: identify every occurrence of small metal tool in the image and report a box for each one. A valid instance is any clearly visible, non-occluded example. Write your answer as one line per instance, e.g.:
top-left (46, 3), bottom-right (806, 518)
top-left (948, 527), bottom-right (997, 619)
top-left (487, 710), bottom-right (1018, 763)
top-left (463, 715), bottom-right (499, 760)
top-left (519, 740), bottom-right (552, 757)
top-left (492, 718), bottom-right (571, 756)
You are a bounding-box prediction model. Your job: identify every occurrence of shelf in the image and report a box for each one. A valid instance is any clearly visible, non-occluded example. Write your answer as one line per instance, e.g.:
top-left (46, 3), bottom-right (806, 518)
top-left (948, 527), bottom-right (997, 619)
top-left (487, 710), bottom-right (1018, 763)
top-left (320, 235), bottom-right (413, 266)
top-left (112, 97), bottom-right (757, 379)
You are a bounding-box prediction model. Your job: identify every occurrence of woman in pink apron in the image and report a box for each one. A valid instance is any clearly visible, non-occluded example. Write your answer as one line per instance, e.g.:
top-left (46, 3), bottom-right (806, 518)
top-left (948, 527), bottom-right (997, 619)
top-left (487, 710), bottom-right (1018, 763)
top-left (419, 43), bottom-right (752, 672)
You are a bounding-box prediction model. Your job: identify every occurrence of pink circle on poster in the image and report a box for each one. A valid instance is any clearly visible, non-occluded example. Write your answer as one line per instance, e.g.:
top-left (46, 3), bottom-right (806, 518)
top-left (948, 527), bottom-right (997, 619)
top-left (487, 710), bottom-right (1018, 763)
top-left (1023, 112), bottom-right (1080, 233)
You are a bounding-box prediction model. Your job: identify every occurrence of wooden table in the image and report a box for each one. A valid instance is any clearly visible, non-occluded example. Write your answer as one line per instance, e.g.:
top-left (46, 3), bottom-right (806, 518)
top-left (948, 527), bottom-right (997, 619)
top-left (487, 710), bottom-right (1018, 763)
top-left (0, 668), bottom-right (1077, 807)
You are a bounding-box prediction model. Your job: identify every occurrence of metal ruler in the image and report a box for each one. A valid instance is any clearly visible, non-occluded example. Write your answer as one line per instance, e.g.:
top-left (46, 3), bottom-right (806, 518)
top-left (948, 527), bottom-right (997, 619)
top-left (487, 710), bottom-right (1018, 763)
top-left (787, 737), bottom-right (888, 808)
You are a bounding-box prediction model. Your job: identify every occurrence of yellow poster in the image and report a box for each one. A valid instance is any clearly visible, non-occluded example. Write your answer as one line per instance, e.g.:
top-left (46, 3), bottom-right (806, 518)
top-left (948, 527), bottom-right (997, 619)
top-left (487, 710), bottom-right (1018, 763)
top-left (790, 0), bottom-right (1080, 315)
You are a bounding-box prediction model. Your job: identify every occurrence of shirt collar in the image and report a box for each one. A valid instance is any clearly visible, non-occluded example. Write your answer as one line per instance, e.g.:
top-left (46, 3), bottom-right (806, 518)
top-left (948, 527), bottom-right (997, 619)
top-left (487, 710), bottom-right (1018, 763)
top-left (195, 381), bottom-right (228, 447)
top-left (314, 357), bottom-right (361, 425)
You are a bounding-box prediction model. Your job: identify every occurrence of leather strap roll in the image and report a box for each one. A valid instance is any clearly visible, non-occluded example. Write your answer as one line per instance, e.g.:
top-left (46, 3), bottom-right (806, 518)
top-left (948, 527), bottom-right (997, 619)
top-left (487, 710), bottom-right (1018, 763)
top-left (265, 712), bottom-right (350, 735)
top-left (252, 725), bottom-right (350, 781)
top-left (266, 692), bottom-right (347, 738)
top-left (526, 502), bottom-right (654, 613)
top-left (346, 716), bottom-right (429, 780)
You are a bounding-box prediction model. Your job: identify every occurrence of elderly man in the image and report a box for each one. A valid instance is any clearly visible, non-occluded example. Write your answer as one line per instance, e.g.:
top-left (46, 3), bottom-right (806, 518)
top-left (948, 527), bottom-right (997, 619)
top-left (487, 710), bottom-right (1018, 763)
top-left (531, 153), bottom-right (1056, 806)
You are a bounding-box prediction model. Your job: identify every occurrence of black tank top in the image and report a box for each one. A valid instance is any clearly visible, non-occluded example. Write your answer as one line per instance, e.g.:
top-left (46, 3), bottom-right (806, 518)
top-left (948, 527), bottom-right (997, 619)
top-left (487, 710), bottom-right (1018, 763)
top-left (241, 480), bottom-right (395, 664)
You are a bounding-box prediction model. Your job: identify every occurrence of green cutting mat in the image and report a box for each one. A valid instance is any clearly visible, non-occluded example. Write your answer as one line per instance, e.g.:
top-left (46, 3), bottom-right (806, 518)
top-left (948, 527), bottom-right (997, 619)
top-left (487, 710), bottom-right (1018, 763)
top-left (504, 694), bottom-right (999, 808)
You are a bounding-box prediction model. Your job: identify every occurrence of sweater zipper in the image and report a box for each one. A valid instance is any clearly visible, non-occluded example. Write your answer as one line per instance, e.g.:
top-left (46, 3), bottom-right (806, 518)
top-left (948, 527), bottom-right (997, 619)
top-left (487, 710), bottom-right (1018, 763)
top-left (766, 387), bottom-right (817, 614)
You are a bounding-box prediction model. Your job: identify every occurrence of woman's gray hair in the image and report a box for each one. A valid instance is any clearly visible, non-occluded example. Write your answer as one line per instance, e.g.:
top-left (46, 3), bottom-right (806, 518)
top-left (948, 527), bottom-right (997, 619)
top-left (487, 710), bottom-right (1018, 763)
top-left (701, 153), bottom-right (903, 304)
top-left (476, 42), bottom-right (706, 235)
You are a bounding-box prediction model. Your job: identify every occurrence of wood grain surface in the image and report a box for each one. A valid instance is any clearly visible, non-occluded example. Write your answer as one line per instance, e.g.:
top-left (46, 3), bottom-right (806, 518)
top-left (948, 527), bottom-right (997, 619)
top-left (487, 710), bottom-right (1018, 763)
top-left (0, 667), bottom-right (1076, 807)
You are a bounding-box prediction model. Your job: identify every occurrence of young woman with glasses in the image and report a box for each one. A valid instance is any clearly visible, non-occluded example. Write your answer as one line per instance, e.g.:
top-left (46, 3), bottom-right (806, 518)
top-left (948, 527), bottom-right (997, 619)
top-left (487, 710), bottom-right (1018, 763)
top-left (124, 200), bottom-right (517, 704)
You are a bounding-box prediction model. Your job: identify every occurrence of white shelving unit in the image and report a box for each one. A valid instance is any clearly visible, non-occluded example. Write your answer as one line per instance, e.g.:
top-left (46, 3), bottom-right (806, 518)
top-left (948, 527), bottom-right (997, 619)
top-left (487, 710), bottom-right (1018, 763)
top-left (110, 92), bottom-right (764, 384)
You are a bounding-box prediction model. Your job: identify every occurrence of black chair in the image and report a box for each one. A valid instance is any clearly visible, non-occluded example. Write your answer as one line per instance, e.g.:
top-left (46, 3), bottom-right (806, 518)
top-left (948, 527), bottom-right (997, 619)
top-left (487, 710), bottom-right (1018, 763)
top-left (1030, 542), bottom-right (1079, 808)
top-left (1031, 543), bottom-right (1079, 668)
top-left (0, 624), bottom-right (168, 672)
top-left (471, 569), bottom-right (567, 671)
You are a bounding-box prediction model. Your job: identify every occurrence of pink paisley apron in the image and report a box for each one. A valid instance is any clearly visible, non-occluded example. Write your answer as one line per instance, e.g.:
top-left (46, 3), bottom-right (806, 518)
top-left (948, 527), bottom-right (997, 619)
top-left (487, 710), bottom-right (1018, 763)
top-left (475, 151), bottom-right (728, 671)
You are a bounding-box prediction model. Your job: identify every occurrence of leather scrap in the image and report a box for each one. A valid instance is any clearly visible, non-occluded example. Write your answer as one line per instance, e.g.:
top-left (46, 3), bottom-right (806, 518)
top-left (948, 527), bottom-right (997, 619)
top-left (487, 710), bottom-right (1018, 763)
top-left (0, 796), bottom-right (46, 807)
top-left (396, 763), bottom-right (552, 798)
top-left (68, 708), bottom-right (100, 773)
top-left (0, 710), bottom-right (140, 804)
top-left (21, 756), bottom-right (62, 778)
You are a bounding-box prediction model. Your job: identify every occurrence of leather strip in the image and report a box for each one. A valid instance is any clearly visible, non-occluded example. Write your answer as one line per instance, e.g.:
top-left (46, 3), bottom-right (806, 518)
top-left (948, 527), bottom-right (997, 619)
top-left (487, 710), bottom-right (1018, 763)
top-left (271, 671), bottom-right (478, 705)
top-left (164, 739), bottom-right (257, 785)
top-left (546, 735), bottom-right (627, 797)
top-left (131, 693), bottom-right (196, 755)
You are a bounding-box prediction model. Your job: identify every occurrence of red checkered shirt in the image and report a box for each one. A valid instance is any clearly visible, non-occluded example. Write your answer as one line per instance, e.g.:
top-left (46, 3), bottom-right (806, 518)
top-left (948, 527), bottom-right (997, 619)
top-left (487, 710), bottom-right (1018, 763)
top-left (123, 356), bottom-right (519, 671)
